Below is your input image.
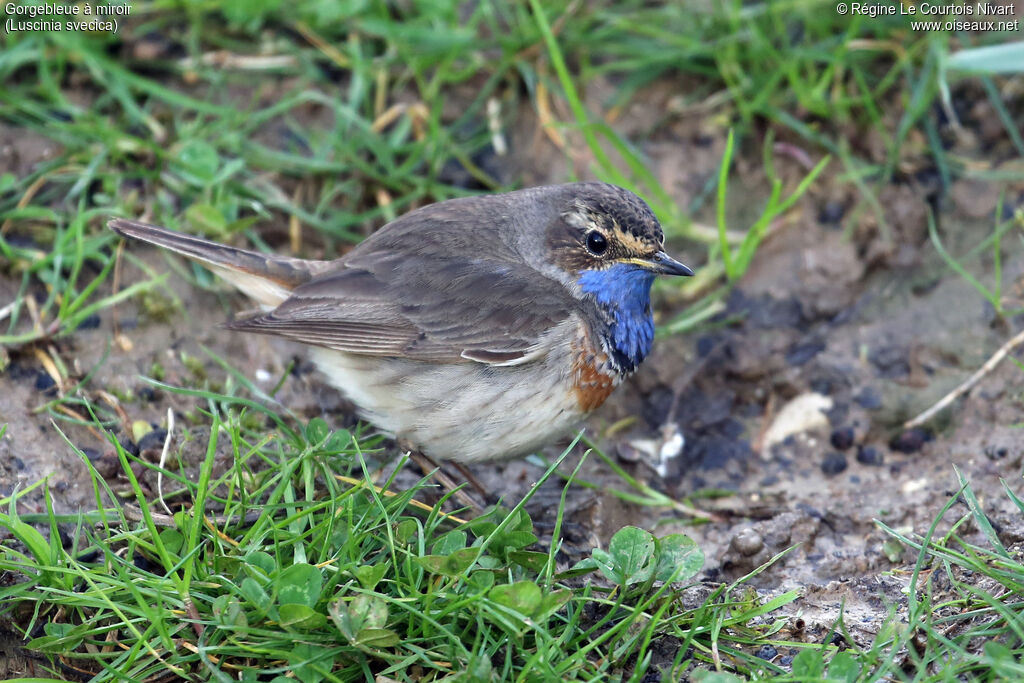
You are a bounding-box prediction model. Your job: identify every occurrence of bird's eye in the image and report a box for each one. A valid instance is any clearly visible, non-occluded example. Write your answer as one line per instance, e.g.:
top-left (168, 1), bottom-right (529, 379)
top-left (586, 230), bottom-right (608, 255)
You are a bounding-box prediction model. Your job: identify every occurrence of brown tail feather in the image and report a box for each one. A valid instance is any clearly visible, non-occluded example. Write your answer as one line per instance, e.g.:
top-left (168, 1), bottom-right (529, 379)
top-left (108, 218), bottom-right (330, 308)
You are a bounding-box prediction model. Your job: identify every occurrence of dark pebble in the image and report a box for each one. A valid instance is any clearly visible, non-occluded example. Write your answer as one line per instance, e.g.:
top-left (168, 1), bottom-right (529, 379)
top-left (77, 314), bottom-right (101, 330)
top-left (132, 554), bottom-right (159, 573)
top-left (779, 655), bottom-right (794, 667)
top-left (830, 427), bottom-right (855, 450)
top-left (138, 386), bottom-right (159, 402)
top-left (11, 456), bottom-right (24, 470)
top-left (854, 387), bottom-right (882, 410)
top-left (983, 445), bottom-right (1008, 460)
top-left (821, 452), bottom-right (848, 475)
top-left (34, 371), bottom-right (57, 394)
top-left (810, 377), bottom-right (833, 396)
top-left (785, 339), bottom-right (825, 366)
top-left (137, 428), bottom-right (168, 454)
top-left (856, 445), bottom-right (884, 466)
top-left (889, 428), bottom-right (931, 454)
top-left (696, 334), bottom-right (719, 357)
top-left (118, 435), bottom-right (140, 457)
top-left (80, 447), bottom-right (103, 462)
top-left (756, 645), bottom-right (778, 661)
top-left (818, 200), bottom-right (847, 226)
top-left (869, 346), bottom-right (910, 378)
top-left (642, 385), bottom-right (675, 428)
top-left (639, 671), bottom-right (661, 683)
top-left (76, 549), bottom-right (101, 563)
top-left (796, 503), bottom-right (824, 519)
top-left (82, 448), bottom-right (119, 479)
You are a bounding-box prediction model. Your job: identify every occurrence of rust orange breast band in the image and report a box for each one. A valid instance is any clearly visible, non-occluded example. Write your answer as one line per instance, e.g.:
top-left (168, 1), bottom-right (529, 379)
top-left (570, 327), bottom-right (617, 412)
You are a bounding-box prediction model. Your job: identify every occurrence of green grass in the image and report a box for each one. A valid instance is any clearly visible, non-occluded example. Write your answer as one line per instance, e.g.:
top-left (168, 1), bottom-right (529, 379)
top-left (2, 410), bottom-right (1022, 680)
top-left (0, 399), bottom-right (798, 682)
top-left (2, 0), bottom-right (1024, 680)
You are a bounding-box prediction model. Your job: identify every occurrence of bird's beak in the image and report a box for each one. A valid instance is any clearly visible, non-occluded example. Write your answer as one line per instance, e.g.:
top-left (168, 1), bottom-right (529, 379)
top-left (624, 251), bottom-right (694, 276)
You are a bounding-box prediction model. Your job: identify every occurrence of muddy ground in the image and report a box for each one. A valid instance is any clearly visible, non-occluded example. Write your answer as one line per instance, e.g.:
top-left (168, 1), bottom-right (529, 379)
top-left (2, 69), bottom-right (1024, 674)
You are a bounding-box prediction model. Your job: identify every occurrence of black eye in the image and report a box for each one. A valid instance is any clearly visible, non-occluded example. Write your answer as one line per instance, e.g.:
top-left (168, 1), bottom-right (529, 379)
top-left (586, 230), bottom-right (608, 255)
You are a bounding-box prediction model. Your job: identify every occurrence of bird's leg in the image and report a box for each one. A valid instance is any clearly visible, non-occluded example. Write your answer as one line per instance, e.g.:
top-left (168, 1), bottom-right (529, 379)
top-left (401, 443), bottom-right (482, 513)
top-left (449, 461), bottom-right (492, 502)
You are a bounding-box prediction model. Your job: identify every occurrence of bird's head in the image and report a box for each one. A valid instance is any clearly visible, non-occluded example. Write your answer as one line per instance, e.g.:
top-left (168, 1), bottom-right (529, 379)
top-left (542, 183), bottom-right (693, 372)
top-left (544, 183), bottom-right (692, 285)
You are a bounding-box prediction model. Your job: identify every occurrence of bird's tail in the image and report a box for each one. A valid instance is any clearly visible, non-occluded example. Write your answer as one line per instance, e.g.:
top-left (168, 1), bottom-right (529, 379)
top-left (108, 218), bottom-right (330, 309)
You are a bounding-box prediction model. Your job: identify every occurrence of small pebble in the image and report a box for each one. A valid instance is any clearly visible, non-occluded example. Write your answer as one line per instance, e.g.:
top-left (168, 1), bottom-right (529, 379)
top-left (818, 200), bottom-right (846, 225)
top-left (83, 448), bottom-right (118, 479)
top-left (830, 426), bottom-right (855, 450)
top-left (983, 445), bottom-right (1008, 460)
top-left (756, 644), bottom-right (778, 661)
top-left (77, 314), bottom-right (101, 330)
top-left (856, 445), bottom-right (884, 466)
top-left (34, 371), bottom-right (57, 394)
top-left (118, 435), bottom-right (140, 457)
top-left (890, 428), bottom-right (931, 454)
top-left (137, 428), bottom-right (168, 454)
top-left (854, 387), bottom-right (882, 410)
top-left (785, 340), bottom-right (825, 366)
top-left (731, 528), bottom-right (765, 557)
top-left (821, 452), bottom-right (848, 475)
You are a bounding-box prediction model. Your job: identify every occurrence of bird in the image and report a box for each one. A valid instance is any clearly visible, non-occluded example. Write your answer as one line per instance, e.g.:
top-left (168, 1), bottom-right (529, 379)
top-left (109, 182), bottom-right (693, 463)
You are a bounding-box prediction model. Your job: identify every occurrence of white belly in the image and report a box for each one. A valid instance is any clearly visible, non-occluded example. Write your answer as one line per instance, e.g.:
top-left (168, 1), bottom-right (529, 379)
top-left (309, 345), bottom-right (585, 462)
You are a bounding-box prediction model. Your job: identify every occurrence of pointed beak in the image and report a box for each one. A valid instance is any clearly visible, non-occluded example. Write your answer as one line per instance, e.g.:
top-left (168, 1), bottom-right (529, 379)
top-left (636, 251), bottom-right (694, 277)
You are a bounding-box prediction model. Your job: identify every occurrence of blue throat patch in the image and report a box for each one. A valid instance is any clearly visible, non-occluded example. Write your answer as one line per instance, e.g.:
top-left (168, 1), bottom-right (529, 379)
top-left (577, 263), bottom-right (656, 373)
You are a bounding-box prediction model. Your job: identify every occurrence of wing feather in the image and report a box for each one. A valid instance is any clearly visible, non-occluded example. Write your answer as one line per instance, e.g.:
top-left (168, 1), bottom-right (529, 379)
top-left (226, 208), bottom-right (577, 365)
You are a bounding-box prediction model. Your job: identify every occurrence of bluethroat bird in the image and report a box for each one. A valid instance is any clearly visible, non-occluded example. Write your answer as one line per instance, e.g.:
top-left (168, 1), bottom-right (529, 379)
top-left (109, 183), bottom-right (693, 462)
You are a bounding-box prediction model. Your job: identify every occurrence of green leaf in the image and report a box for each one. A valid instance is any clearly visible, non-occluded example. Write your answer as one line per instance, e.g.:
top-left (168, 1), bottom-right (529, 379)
top-left (467, 570), bottom-right (495, 591)
top-left (175, 139), bottom-right (220, 183)
top-left (827, 651), bottom-right (861, 682)
top-left (158, 528), bottom-right (185, 556)
top-left (184, 203), bottom-right (227, 237)
top-left (414, 547), bottom-right (479, 577)
top-left (240, 577), bottom-right (272, 617)
top-left (607, 526), bottom-right (656, 585)
top-left (276, 563), bottom-right (323, 608)
top-left (489, 580), bottom-right (541, 615)
top-left (534, 589), bottom-right (572, 620)
top-left (305, 417), bottom-right (330, 445)
top-left (354, 562), bottom-right (388, 591)
top-left (0, 514), bottom-right (51, 566)
top-left (355, 627), bottom-right (400, 648)
top-left (508, 550), bottom-right (548, 573)
top-left (245, 551), bottom-right (276, 577)
top-left (289, 642), bottom-right (327, 683)
top-left (278, 603), bottom-right (327, 630)
top-left (395, 518), bottom-right (418, 544)
top-left (27, 622), bottom-right (85, 653)
top-left (325, 429), bottom-right (352, 452)
top-left (431, 530), bottom-right (467, 555)
top-left (692, 672), bottom-right (745, 683)
top-left (791, 648), bottom-right (824, 678)
top-left (329, 595), bottom-right (390, 643)
top-left (212, 595), bottom-right (249, 628)
top-left (653, 533), bottom-right (704, 582)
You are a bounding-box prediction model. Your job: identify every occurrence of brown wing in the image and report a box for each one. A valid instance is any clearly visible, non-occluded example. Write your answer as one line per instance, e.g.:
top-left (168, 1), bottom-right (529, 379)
top-left (226, 200), bottom-right (578, 364)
